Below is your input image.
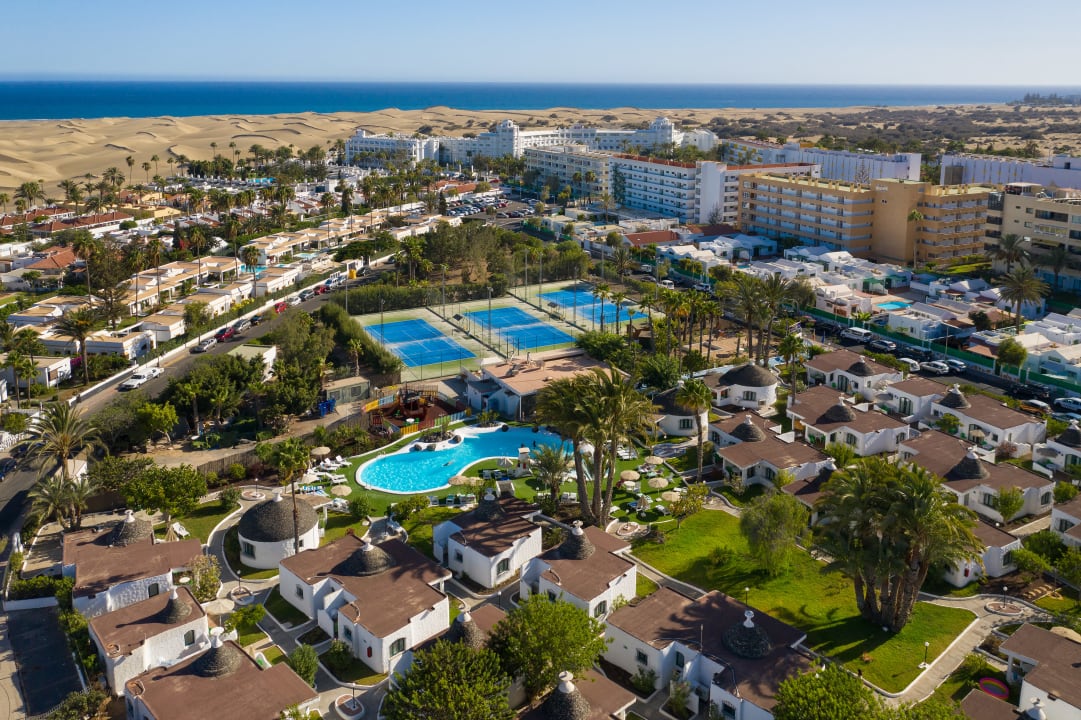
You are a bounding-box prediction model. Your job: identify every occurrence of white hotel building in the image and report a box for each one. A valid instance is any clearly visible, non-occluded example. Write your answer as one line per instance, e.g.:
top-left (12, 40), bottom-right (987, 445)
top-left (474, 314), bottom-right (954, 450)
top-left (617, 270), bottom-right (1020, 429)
top-left (346, 117), bottom-right (717, 166)
top-left (941, 152), bottom-right (1081, 187)
top-left (723, 138), bottom-right (921, 183)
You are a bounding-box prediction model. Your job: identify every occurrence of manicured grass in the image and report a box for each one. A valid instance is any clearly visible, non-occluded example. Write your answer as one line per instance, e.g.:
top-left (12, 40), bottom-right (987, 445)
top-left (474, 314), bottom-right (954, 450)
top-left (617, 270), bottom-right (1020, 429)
top-left (319, 650), bottom-right (388, 685)
top-left (929, 654), bottom-right (1017, 707)
top-left (222, 527), bottom-right (280, 580)
top-left (236, 626), bottom-right (267, 648)
top-left (264, 586), bottom-right (309, 628)
top-left (322, 513), bottom-right (369, 544)
top-left (1036, 587), bottom-right (1081, 616)
top-left (636, 574), bottom-right (659, 598)
top-left (920, 575), bottom-right (983, 599)
top-left (716, 483), bottom-right (767, 508)
top-left (262, 645), bottom-right (287, 666)
top-left (631, 510), bottom-right (975, 693)
top-left (154, 501), bottom-right (238, 542)
top-left (401, 507), bottom-right (461, 558)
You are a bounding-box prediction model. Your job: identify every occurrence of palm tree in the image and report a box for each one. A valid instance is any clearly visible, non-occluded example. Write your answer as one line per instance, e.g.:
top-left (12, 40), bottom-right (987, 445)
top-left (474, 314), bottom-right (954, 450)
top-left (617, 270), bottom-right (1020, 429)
top-left (536, 376), bottom-right (597, 525)
top-left (586, 368), bottom-right (656, 521)
top-left (27, 402), bottom-right (102, 482)
top-left (56, 307), bottom-right (100, 386)
top-left (0, 193), bottom-right (9, 214)
top-left (65, 475), bottom-right (98, 529)
top-left (989, 233), bottom-right (1031, 273)
top-left (188, 226), bottom-right (208, 285)
top-left (271, 438), bottom-right (312, 554)
top-left (3, 351), bottom-right (35, 408)
top-left (241, 245), bottom-right (261, 299)
top-left (531, 444), bottom-right (569, 504)
top-left (70, 232), bottom-right (100, 306)
top-left (1039, 244), bottom-right (1071, 291)
top-left (777, 332), bottom-right (806, 401)
top-left (675, 378), bottom-right (713, 482)
top-left (347, 338), bottom-right (364, 376)
top-left (29, 475), bottom-right (73, 529)
top-left (999, 266), bottom-right (1049, 334)
top-left (732, 274), bottom-right (763, 361)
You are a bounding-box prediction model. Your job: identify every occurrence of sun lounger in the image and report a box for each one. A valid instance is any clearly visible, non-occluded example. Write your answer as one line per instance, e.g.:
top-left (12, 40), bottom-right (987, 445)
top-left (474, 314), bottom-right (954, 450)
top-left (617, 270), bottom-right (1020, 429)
top-left (171, 522), bottom-right (190, 538)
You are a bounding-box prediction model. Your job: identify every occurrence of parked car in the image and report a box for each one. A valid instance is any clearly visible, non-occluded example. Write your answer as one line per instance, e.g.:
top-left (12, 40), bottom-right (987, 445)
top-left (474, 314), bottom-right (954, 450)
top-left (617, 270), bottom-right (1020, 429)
top-left (943, 358), bottom-right (968, 374)
top-left (288, 295), bottom-right (303, 307)
top-left (250, 314), bottom-right (265, 326)
top-left (1054, 396), bottom-right (1081, 413)
top-left (233, 319), bottom-right (252, 333)
top-left (0, 457), bottom-right (19, 476)
top-left (313, 284), bottom-right (328, 295)
top-left (659, 279), bottom-right (676, 290)
top-left (1019, 399), bottom-right (1052, 416)
top-left (192, 337), bottom-right (217, 353)
top-left (693, 282), bottom-right (711, 292)
top-left (839, 327), bottom-right (874, 343)
top-left (1051, 411), bottom-right (1081, 423)
top-left (897, 357), bottom-right (921, 373)
top-left (920, 360), bottom-right (951, 375)
top-left (215, 327), bottom-right (237, 342)
top-left (900, 346), bottom-right (933, 361)
top-left (639, 263), bottom-right (653, 273)
top-left (299, 289), bottom-right (315, 301)
top-left (119, 368), bottom-right (159, 391)
top-left (867, 339), bottom-right (897, 353)
top-left (274, 301), bottom-right (288, 313)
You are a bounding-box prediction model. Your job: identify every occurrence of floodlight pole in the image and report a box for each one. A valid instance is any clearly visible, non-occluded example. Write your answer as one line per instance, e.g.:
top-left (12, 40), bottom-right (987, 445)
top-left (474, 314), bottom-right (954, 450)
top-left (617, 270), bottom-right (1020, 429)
top-left (487, 286), bottom-right (493, 346)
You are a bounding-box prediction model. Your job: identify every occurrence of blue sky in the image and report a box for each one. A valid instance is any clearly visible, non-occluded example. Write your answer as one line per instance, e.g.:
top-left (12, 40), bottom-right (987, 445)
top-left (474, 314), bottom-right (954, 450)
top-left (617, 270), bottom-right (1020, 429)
top-left (3, 0), bottom-right (1080, 84)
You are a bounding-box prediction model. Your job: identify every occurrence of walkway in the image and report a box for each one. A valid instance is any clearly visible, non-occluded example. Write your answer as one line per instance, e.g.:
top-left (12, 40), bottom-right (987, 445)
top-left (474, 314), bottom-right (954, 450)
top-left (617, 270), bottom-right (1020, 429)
top-left (0, 612), bottom-right (27, 720)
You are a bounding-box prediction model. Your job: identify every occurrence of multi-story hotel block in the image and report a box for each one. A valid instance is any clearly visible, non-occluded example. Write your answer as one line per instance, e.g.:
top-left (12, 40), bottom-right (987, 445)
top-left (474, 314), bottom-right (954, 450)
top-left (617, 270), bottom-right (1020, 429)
top-left (522, 146), bottom-right (611, 198)
top-left (985, 182), bottom-right (1081, 292)
top-left (723, 138), bottom-right (921, 183)
top-left (941, 152), bottom-right (1081, 187)
top-left (739, 174), bottom-right (993, 264)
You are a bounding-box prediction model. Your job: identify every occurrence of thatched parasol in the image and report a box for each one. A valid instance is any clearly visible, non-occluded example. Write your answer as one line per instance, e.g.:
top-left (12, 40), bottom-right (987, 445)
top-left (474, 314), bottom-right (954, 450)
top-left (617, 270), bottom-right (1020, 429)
top-left (648, 476), bottom-right (668, 489)
top-left (449, 475), bottom-right (472, 486)
top-left (311, 446), bottom-right (332, 459)
top-left (619, 470), bottom-right (640, 482)
top-left (661, 490), bottom-right (681, 502)
top-left (645, 455), bottom-right (664, 465)
top-left (330, 485), bottom-right (352, 497)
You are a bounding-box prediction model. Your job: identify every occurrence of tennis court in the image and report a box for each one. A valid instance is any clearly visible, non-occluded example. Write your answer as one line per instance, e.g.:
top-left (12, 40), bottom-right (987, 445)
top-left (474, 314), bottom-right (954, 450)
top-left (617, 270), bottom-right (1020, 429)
top-left (463, 306), bottom-right (574, 353)
top-left (363, 318), bottom-right (475, 368)
top-left (540, 288), bottom-right (644, 328)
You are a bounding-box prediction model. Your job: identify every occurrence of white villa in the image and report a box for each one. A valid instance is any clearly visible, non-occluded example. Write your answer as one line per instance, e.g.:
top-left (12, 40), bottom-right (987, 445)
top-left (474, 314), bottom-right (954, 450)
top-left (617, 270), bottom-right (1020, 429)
top-left (787, 386), bottom-right (910, 457)
top-left (712, 364), bottom-right (779, 412)
top-left (432, 493), bottom-right (541, 590)
top-left (236, 492), bottom-right (321, 570)
top-left (930, 385), bottom-right (1046, 451)
top-left (805, 349), bottom-right (904, 401)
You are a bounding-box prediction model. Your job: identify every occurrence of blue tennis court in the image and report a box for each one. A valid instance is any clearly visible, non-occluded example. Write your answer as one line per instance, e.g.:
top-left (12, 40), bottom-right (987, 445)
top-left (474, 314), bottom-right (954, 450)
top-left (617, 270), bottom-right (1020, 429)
top-left (363, 318), bottom-right (475, 368)
top-left (464, 306), bottom-right (574, 352)
top-left (540, 288), bottom-right (644, 327)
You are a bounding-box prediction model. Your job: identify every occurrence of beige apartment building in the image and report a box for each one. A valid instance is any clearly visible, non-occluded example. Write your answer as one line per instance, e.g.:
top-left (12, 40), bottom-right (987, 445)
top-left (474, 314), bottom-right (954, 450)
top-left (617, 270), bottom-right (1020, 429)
top-left (739, 175), bottom-right (992, 264)
top-left (985, 182), bottom-right (1081, 293)
top-left (522, 145), bottom-right (610, 198)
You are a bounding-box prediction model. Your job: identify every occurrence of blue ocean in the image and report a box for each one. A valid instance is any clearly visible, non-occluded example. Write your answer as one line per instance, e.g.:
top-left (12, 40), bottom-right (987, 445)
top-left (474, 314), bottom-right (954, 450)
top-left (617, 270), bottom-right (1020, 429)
top-left (0, 82), bottom-right (1072, 120)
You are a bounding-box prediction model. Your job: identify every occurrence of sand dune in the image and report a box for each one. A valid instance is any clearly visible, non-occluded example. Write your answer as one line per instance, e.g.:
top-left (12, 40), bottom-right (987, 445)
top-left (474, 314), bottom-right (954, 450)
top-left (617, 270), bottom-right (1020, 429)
top-left (0, 103), bottom-right (1066, 197)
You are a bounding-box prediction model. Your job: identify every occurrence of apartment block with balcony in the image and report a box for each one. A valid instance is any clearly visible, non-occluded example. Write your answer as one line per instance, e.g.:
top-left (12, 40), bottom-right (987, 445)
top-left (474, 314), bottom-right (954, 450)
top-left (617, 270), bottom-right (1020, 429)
top-left (984, 182), bottom-right (1081, 292)
top-left (911, 182), bottom-right (994, 263)
top-left (522, 145), bottom-right (611, 199)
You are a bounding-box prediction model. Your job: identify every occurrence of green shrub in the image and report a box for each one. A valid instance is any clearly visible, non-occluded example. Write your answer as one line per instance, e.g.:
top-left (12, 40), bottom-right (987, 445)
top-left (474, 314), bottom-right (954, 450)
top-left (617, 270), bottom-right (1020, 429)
top-left (393, 495), bottom-right (429, 522)
top-left (288, 644), bottom-right (319, 687)
top-left (225, 603), bottom-right (266, 632)
top-left (348, 495), bottom-right (373, 522)
top-left (219, 486), bottom-right (241, 510)
top-left (324, 639), bottom-right (353, 675)
top-left (8, 574), bottom-right (73, 601)
top-left (631, 666), bottom-right (658, 695)
top-left (228, 463), bottom-right (248, 482)
top-left (709, 546), bottom-right (735, 567)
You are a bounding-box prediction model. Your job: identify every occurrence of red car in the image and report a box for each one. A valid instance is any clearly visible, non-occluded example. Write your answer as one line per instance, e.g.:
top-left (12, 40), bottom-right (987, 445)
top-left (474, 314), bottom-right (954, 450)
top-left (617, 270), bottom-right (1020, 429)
top-left (215, 326), bottom-right (237, 342)
top-left (275, 301), bottom-right (288, 314)
top-left (314, 284), bottom-right (328, 295)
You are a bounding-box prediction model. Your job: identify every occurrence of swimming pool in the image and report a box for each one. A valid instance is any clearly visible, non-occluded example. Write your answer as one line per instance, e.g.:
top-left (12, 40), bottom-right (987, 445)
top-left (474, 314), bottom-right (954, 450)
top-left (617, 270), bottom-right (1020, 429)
top-left (876, 301), bottom-right (911, 311)
top-left (357, 424), bottom-right (568, 494)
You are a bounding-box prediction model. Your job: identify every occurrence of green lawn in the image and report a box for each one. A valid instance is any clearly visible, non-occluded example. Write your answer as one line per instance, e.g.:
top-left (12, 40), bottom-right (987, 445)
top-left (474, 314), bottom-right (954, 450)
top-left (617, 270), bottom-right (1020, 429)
top-left (401, 507), bottom-right (461, 558)
top-left (236, 625), bottom-right (267, 648)
top-left (716, 483), bottom-right (767, 508)
top-left (631, 510), bottom-right (975, 693)
top-left (1036, 587), bottom-right (1081, 616)
top-left (262, 645), bottom-right (287, 666)
top-left (929, 654), bottom-right (1017, 707)
top-left (636, 574), bottom-right (659, 598)
top-left (264, 586), bottom-right (309, 628)
top-left (322, 513), bottom-right (370, 544)
top-left (154, 501), bottom-right (239, 542)
top-left (320, 651), bottom-right (387, 685)
top-left (222, 527), bottom-right (280, 580)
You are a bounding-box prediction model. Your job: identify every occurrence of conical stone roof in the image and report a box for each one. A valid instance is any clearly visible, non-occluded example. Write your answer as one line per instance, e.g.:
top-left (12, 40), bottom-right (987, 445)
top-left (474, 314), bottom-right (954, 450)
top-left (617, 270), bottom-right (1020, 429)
top-left (719, 363), bottom-right (778, 388)
top-left (1056, 421), bottom-right (1081, 449)
top-left (192, 633), bottom-right (242, 677)
top-left (939, 385), bottom-right (971, 410)
top-left (722, 610), bottom-right (772, 659)
top-left (557, 522), bottom-right (595, 560)
top-left (947, 449), bottom-right (989, 481)
top-left (238, 492), bottom-right (319, 543)
top-left (338, 539), bottom-right (395, 577)
top-left (820, 400), bottom-right (856, 424)
top-left (110, 511), bottom-right (153, 547)
top-left (445, 610), bottom-right (485, 650)
top-left (730, 416), bottom-right (766, 443)
top-left (542, 672), bottom-right (591, 720)
top-left (473, 490), bottom-right (505, 523)
top-left (159, 588), bottom-right (192, 625)
top-left (847, 359), bottom-right (875, 377)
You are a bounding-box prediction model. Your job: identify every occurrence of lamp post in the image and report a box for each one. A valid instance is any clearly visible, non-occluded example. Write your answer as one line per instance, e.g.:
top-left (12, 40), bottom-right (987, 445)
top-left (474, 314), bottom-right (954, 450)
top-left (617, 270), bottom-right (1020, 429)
top-left (1002, 585), bottom-right (1008, 606)
top-left (744, 586), bottom-right (750, 606)
top-left (379, 295), bottom-right (385, 340)
top-left (487, 286), bottom-right (493, 346)
top-left (919, 641), bottom-right (930, 669)
top-left (441, 264), bottom-right (447, 318)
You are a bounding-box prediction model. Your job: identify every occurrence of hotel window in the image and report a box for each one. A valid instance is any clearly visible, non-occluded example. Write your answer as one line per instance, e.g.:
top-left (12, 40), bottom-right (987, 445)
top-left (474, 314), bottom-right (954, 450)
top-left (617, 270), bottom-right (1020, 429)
top-left (343, 627), bottom-right (353, 642)
top-left (1041, 492), bottom-right (1052, 506)
top-left (742, 390), bottom-right (757, 401)
top-left (844, 433), bottom-right (857, 447)
top-left (548, 590), bottom-right (558, 602)
top-left (390, 638), bottom-right (406, 656)
top-left (675, 651), bottom-right (686, 668)
top-left (184, 630), bottom-right (195, 646)
top-left (497, 558), bottom-right (511, 575)
top-left (636, 649), bottom-right (649, 665)
top-left (454, 550), bottom-right (463, 563)
top-left (982, 493), bottom-right (996, 507)
top-left (679, 419), bottom-right (693, 430)
top-left (241, 541), bottom-right (256, 558)
top-left (147, 583), bottom-right (160, 598)
top-left (594, 601), bottom-right (607, 618)
top-left (296, 585), bottom-right (304, 599)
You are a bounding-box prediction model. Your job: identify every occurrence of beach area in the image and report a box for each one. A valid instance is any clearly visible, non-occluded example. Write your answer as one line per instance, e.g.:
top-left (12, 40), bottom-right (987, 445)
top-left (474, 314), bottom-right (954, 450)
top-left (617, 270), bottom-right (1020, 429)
top-left (0, 101), bottom-right (1072, 195)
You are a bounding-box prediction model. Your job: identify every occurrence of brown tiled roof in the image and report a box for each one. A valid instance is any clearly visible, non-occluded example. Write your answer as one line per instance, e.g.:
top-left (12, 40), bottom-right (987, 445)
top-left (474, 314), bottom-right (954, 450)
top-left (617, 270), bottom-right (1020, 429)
top-left (900, 430), bottom-right (1050, 493)
top-left (62, 528), bottom-right (202, 599)
top-left (538, 526), bottom-right (633, 603)
top-left (958, 689), bottom-right (1017, 720)
top-left (280, 535), bottom-right (450, 638)
top-left (418, 602), bottom-right (505, 653)
top-left (713, 413), bottom-right (775, 437)
top-left (1000, 624), bottom-right (1081, 708)
top-left (520, 669), bottom-right (636, 720)
top-left (782, 465), bottom-right (836, 509)
top-left (787, 385), bottom-right (906, 435)
top-left (88, 587), bottom-right (204, 658)
top-left (805, 349), bottom-right (892, 377)
top-left (607, 588), bottom-right (810, 711)
top-left (971, 522), bottom-right (1018, 549)
top-left (886, 377), bottom-right (945, 398)
top-left (624, 230), bottom-right (680, 247)
top-left (125, 640), bottom-right (317, 720)
top-left (448, 497), bottom-right (540, 558)
top-left (717, 435), bottom-right (827, 470)
top-left (26, 248), bottom-right (78, 271)
top-left (1054, 494), bottom-right (1081, 521)
top-left (938, 393), bottom-right (1037, 430)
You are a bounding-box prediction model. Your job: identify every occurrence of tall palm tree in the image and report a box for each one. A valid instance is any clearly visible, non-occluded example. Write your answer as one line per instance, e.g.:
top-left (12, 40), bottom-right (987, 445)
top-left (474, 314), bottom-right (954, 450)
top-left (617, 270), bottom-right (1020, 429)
top-left (188, 226), bottom-right (208, 285)
top-left (531, 444), bottom-right (569, 504)
top-left (271, 438), bottom-right (312, 554)
top-left (56, 307), bottom-right (100, 386)
top-left (1039, 244), bottom-right (1071, 291)
top-left (732, 274), bottom-right (764, 361)
top-left (586, 368), bottom-right (656, 521)
top-left (27, 402), bottom-right (102, 482)
top-left (594, 283), bottom-right (610, 333)
top-left (989, 233), bottom-right (1031, 273)
top-left (675, 378), bottom-right (713, 482)
top-left (536, 376), bottom-right (597, 525)
top-left (347, 338), bottom-right (364, 376)
top-left (70, 231), bottom-right (100, 306)
top-left (777, 332), bottom-right (806, 402)
top-left (29, 475), bottom-right (73, 529)
top-left (64, 475), bottom-right (98, 529)
top-left (0, 193), bottom-right (9, 214)
top-left (999, 266), bottom-right (1049, 334)
top-left (3, 351), bottom-right (35, 409)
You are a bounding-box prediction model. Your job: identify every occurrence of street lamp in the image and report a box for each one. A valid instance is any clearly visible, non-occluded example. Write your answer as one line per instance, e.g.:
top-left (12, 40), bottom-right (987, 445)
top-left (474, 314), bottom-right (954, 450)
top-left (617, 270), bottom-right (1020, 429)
top-left (744, 586), bottom-right (750, 606)
top-left (1002, 585), bottom-right (1008, 606)
top-left (919, 641), bottom-right (930, 669)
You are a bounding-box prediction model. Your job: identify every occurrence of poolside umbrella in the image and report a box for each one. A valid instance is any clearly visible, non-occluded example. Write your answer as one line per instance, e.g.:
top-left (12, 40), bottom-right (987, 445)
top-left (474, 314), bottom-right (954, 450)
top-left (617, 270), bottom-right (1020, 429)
top-left (302, 472), bottom-right (320, 484)
top-left (204, 597), bottom-right (235, 621)
top-left (645, 455), bottom-right (664, 466)
top-left (648, 476), bottom-right (668, 489)
top-left (661, 490), bottom-right (681, 502)
top-left (164, 523), bottom-right (179, 543)
top-left (498, 456), bottom-right (514, 467)
top-left (311, 446), bottom-right (331, 460)
top-left (449, 475), bottom-right (472, 486)
top-left (330, 485), bottom-right (352, 497)
top-left (620, 470), bottom-right (640, 482)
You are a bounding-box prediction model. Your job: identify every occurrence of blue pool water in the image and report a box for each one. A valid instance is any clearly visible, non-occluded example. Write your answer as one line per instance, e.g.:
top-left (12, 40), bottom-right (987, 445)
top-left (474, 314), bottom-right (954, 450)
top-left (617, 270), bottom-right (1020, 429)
top-left (875, 301), bottom-right (911, 311)
top-left (357, 425), bottom-right (568, 494)
top-left (464, 307), bottom-right (573, 352)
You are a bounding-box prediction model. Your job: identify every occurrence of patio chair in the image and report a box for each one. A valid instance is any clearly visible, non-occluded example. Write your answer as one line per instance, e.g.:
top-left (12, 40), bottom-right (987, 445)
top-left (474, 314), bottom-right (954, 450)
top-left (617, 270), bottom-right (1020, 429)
top-left (170, 522), bottom-right (190, 539)
top-left (428, 495), bottom-right (440, 507)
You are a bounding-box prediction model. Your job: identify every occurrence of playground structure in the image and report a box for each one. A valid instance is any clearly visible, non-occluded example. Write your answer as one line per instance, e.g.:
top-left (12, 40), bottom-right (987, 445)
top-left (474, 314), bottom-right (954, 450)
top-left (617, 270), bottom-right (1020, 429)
top-left (368, 384), bottom-right (446, 428)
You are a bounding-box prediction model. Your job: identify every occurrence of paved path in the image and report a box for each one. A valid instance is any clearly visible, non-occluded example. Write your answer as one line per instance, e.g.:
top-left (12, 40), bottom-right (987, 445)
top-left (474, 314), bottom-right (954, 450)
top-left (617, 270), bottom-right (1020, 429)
top-left (0, 612), bottom-right (27, 720)
top-left (887, 594), bottom-right (1050, 705)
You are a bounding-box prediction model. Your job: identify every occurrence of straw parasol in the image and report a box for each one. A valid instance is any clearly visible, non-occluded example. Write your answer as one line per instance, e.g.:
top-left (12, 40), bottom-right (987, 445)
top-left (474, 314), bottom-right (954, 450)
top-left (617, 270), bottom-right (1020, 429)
top-left (619, 470), bottom-right (640, 482)
top-left (204, 597), bottom-right (235, 621)
top-left (330, 485), bottom-right (352, 497)
top-left (648, 476), bottom-right (668, 489)
top-left (311, 446), bottom-right (332, 460)
top-left (498, 456), bottom-right (514, 468)
top-left (449, 475), bottom-right (472, 486)
top-left (661, 490), bottom-right (681, 502)
top-left (645, 455), bottom-right (664, 465)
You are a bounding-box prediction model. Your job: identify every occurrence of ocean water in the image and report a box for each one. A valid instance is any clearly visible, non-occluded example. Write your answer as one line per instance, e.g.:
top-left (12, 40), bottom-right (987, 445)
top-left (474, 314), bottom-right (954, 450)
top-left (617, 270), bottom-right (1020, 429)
top-left (0, 81), bottom-right (1070, 121)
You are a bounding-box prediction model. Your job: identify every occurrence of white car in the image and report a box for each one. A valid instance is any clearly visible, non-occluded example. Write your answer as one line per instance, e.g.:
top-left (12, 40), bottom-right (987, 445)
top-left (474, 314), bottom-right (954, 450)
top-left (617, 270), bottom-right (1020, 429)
top-left (118, 366), bottom-right (164, 390)
top-left (944, 358), bottom-right (967, 374)
top-left (920, 360), bottom-right (951, 375)
top-left (1054, 397), bottom-right (1081, 413)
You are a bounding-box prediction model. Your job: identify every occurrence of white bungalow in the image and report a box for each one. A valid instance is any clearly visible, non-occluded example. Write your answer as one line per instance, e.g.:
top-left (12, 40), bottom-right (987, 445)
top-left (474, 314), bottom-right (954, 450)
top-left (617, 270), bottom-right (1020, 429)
top-left (805, 349), bottom-right (904, 401)
top-left (278, 533), bottom-right (452, 674)
top-left (930, 385), bottom-right (1046, 451)
top-left (787, 385), bottom-right (909, 457)
top-left (1051, 495), bottom-right (1081, 549)
top-left (432, 493), bottom-right (542, 590)
top-left (236, 492), bottom-right (321, 570)
top-left (712, 414), bottom-right (831, 488)
top-left (943, 522), bottom-right (1021, 588)
top-left (254, 265), bottom-right (301, 297)
top-left (519, 522), bottom-right (636, 621)
top-left (999, 624), bottom-right (1081, 719)
top-left (712, 363), bottom-right (779, 411)
top-left (651, 387), bottom-right (709, 438)
top-left (89, 587), bottom-right (209, 695)
top-left (876, 376), bottom-right (943, 423)
top-left (140, 313), bottom-right (187, 343)
top-left (85, 330), bottom-right (155, 360)
top-left (1036, 421), bottom-right (1081, 474)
